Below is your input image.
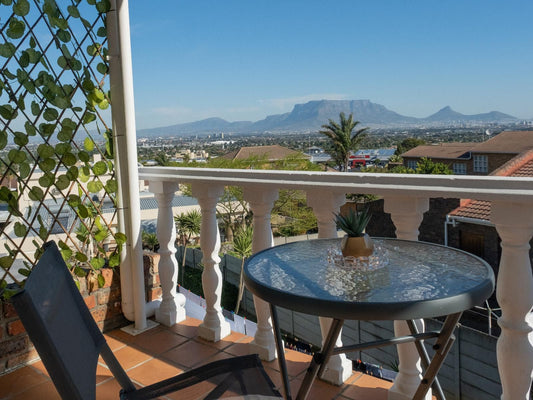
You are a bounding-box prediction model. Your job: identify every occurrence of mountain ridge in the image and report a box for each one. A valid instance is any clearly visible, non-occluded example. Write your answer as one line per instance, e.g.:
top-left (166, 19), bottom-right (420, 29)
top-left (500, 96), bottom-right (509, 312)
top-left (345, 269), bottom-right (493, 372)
top-left (138, 100), bottom-right (518, 137)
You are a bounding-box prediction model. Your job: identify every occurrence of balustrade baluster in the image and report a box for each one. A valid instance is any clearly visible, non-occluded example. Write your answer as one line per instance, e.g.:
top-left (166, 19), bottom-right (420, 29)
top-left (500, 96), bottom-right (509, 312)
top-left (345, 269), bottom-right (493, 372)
top-left (150, 181), bottom-right (186, 326)
top-left (244, 187), bottom-right (279, 361)
top-left (385, 196), bottom-right (431, 400)
top-left (192, 183), bottom-right (231, 341)
top-left (307, 190), bottom-right (354, 385)
top-left (492, 201), bottom-right (533, 400)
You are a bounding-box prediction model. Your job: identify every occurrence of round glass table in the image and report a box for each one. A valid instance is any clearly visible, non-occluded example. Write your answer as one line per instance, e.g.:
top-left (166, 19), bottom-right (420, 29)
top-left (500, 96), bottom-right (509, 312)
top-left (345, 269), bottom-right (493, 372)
top-left (244, 238), bottom-right (495, 400)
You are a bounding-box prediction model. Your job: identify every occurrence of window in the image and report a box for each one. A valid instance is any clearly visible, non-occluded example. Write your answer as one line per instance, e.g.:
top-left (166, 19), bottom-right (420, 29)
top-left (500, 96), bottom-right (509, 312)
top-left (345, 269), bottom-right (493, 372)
top-left (407, 159), bottom-right (418, 170)
top-left (453, 163), bottom-right (467, 175)
top-left (473, 155), bottom-right (488, 173)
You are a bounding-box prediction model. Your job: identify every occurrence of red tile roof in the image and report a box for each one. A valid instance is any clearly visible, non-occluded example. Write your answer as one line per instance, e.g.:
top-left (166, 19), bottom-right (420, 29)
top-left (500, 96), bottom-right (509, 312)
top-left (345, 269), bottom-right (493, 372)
top-left (401, 143), bottom-right (474, 159)
top-left (448, 149), bottom-right (533, 221)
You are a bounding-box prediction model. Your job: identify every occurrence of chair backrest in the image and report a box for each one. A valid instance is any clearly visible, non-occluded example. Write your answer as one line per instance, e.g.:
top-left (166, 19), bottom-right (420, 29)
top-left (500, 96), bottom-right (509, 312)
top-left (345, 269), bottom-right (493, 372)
top-left (11, 241), bottom-right (117, 400)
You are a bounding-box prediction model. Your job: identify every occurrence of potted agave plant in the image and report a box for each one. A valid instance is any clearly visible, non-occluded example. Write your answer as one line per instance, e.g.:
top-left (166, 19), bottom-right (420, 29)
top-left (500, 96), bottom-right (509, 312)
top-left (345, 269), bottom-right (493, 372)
top-left (334, 206), bottom-right (374, 257)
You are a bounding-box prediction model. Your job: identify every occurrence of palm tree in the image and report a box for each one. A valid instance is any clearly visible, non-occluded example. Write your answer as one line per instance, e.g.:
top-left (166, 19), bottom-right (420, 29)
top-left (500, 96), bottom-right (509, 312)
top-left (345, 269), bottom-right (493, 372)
top-left (174, 209), bottom-right (202, 283)
top-left (232, 225), bottom-right (253, 314)
top-left (320, 112), bottom-right (368, 172)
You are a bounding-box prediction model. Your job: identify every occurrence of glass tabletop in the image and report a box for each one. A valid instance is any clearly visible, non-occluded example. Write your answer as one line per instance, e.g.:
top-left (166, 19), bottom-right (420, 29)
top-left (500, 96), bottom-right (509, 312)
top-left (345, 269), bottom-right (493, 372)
top-left (244, 238), bottom-right (495, 320)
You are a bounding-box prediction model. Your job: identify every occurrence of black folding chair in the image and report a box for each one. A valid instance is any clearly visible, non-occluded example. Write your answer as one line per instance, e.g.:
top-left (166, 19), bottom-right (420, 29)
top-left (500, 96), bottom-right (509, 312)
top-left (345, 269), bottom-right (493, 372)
top-left (11, 241), bottom-right (282, 400)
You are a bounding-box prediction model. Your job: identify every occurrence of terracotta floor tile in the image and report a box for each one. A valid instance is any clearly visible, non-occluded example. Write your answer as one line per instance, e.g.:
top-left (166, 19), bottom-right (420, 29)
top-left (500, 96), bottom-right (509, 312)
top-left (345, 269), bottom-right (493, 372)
top-left (342, 373), bottom-right (392, 399)
top-left (103, 333), bottom-right (128, 351)
top-left (95, 378), bottom-right (127, 400)
top-left (96, 362), bottom-right (114, 384)
top-left (161, 340), bottom-right (220, 369)
top-left (128, 357), bottom-right (183, 386)
top-left (0, 366), bottom-right (49, 398)
top-left (9, 380), bottom-right (61, 400)
top-left (223, 340), bottom-right (256, 357)
top-left (132, 328), bottom-right (189, 355)
top-left (263, 348), bottom-right (312, 378)
top-left (112, 345), bottom-right (153, 371)
top-left (168, 317), bottom-right (202, 338)
top-left (165, 379), bottom-right (217, 400)
top-left (195, 330), bottom-right (247, 350)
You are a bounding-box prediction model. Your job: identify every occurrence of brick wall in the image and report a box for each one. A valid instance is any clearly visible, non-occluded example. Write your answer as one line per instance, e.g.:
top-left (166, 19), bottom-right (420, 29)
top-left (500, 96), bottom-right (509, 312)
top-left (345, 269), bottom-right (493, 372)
top-left (0, 253), bottom-right (161, 375)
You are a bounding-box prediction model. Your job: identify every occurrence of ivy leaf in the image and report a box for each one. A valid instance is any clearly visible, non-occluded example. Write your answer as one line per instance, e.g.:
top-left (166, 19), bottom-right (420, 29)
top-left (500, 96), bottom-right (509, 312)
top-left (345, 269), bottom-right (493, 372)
top-left (43, 107), bottom-right (59, 121)
top-left (55, 142), bottom-right (71, 155)
top-left (74, 266), bottom-right (86, 277)
top-left (61, 152), bottom-right (77, 166)
top-left (31, 101), bottom-right (40, 116)
top-left (83, 137), bottom-right (95, 151)
top-left (6, 18), bottom-right (25, 39)
top-left (56, 29), bottom-right (71, 43)
top-left (108, 253), bottom-right (120, 268)
top-left (97, 272), bottom-right (105, 287)
top-left (91, 256), bottom-right (105, 270)
top-left (0, 131), bottom-right (8, 150)
top-left (0, 43), bottom-right (16, 58)
top-left (0, 104), bottom-right (17, 120)
top-left (14, 222), bottom-right (27, 237)
top-left (79, 165), bottom-right (90, 182)
top-left (115, 232), bottom-right (127, 246)
top-left (24, 121), bottom-right (36, 136)
top-left (77, 204), bottom-right (88, 218)
top-left (105, 179), bottom-right (118, 193)
top-left (38, 172), bottom-right (55, 187)
top-left (66, 166), bottom-right (78, 180)
top-left (39, 123), bottom-right (56, 136)
top-left (87, 180), bottom-right (103, 193)
top-left (19, 161), bottom-right (30, 179)
top-left (96, 62), bottom-right (108, 75)
top-left (82, 112), bottom-right (96, 124)
top-left (92, 160), bottom-right (107, 176)
top-left (78, 150), bottom-right (90, 163)
top-left (37, 143), bottom-right (55, 158)
top-left (55, 174), bottom-right (70, 190)
top-left (0, 256), bottom-right (13, 269)
top-left (75, 252), bottom-right (88, 264)
top-left (28, 186), bottom-right (44, 201)
top-left (19, 50), bottom-right (29, 67)
top-left (67, 4), bottom-right (80, 18)
top-left (13, 131), bottom-right (28, 146)
top-left (38, 157), bottom-right (56, 172)
top-left (8, 149), bottom-right (26, 163)
top-left (13, 0), bottom-right (30, 16)
top-left (67, 194), bottom-right (81, 207)
top-left (96, 26), bottom-right (106, 37)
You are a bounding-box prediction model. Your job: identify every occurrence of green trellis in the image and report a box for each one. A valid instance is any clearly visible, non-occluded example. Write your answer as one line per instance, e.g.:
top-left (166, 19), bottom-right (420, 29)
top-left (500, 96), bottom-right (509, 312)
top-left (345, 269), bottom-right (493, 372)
top-left (0, 0), bottom-right (125, 297)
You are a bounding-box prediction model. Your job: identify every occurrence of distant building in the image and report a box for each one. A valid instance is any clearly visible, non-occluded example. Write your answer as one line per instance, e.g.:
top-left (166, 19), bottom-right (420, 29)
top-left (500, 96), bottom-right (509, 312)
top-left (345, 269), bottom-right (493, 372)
top-left (401, 130), bottom-right (533, 175)
top-left (446, 148), bottom-right (533, 269)
top-left (349, 148), bottom-right (396, 168)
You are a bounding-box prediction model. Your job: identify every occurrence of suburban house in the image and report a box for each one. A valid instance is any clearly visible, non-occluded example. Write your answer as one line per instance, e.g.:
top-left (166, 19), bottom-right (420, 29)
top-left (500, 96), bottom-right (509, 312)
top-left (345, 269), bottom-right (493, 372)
top-left (401, 130), bottom-right (533, 174)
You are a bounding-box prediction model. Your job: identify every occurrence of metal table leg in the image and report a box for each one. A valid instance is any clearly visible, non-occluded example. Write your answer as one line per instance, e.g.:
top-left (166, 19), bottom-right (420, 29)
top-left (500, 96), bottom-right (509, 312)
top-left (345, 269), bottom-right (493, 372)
top-left (295, 318), bottom-right (344, 400)
top-left (270, 304), bottom-right (292, 400)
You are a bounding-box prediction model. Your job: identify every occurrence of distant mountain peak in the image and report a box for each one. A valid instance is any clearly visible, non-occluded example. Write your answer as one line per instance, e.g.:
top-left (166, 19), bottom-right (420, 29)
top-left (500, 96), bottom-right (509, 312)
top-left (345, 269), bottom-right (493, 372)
top-left (136, 100), bottom-right (518, 137)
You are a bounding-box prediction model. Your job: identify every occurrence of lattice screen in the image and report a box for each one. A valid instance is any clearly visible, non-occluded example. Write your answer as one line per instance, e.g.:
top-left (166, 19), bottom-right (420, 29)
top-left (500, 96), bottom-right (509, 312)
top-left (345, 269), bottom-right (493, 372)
top-left (0, 0), bottom-right (124, 296)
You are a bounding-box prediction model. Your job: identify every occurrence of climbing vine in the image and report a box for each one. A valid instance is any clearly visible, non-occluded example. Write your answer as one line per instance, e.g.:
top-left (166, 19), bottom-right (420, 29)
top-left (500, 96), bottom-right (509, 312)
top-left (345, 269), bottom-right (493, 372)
top-left (0, 0), bottom-right (125, 296)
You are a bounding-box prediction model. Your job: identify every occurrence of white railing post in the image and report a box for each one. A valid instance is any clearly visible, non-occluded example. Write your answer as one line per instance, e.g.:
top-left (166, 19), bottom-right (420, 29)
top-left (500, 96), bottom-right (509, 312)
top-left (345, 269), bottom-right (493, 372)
top-left (385, 196), bottom-right (431, 400)
top-left (244, 186), bottom-right (279, 361)
top-left (150, 181), bottom-right (186, 326)
top-left (307, 190), bottom-right (353, 385)
top-left (491, 201), bottom-right (533, 400)
top-left (192, 183), bottom-right (231, 342)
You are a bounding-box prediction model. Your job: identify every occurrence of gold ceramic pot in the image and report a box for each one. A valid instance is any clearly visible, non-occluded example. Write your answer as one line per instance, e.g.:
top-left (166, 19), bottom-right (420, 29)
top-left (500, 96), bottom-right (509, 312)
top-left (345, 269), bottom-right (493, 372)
top-left (341, 234), bottom-right (374, 257)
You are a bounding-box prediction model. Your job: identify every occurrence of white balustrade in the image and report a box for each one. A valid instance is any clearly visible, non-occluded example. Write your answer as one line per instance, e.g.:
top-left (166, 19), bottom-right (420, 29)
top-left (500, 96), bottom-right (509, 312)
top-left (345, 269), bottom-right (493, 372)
top-left (385, 196), bottom-right (431, 400)
top-left (243, 186), bottom-right (279, 361)
top-left (149, 181), bottom-right (186, 326)
top-left (192, 183), bottom-right (231, 341)
top-left (491, 201), bottom-right (533, 400)
top-left (307, 189), bottom-right (353, 385)
top-left (139, 167), bottom-right (533, 397)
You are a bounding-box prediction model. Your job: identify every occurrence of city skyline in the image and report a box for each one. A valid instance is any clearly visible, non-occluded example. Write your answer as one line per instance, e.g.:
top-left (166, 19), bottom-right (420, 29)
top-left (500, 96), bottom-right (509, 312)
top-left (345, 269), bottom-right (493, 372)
top-left (128, 1), bottom-right (533, 129)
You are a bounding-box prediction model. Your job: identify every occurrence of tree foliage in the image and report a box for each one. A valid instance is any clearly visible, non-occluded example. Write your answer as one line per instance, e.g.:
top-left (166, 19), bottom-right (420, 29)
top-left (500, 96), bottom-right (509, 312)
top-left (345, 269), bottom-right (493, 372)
top-left (319, 112), bottom-right (368, 172)
top-left (395, 137), bottom-right (426, 155)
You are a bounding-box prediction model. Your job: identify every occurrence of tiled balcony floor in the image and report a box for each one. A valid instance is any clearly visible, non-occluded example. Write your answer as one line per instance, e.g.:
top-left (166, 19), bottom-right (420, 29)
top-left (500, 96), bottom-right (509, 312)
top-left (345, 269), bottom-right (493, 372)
top-left (0, 317), bottom-right (394, 400)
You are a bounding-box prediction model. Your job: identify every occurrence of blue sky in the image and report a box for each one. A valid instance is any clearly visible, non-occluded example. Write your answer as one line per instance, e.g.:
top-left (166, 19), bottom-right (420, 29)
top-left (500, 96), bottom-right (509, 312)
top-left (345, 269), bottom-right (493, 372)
top-left (128, 1), bottom-right (533, 129)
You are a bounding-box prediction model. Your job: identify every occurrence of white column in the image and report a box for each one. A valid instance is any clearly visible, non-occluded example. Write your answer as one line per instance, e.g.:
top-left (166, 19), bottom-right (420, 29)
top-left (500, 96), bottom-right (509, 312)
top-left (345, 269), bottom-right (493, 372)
top-left (307, 190), bottom-right (353, 385)
top-left (192, 183), bottom-right (231, 342)
top-left (244, 186), bottom-right (279, 361)
top-left (385, 196), bottom-right (432, 400)
top-left (491, 201), bottom-right (533, 400)
top-left (150, 181), bottom-right (186, 327)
